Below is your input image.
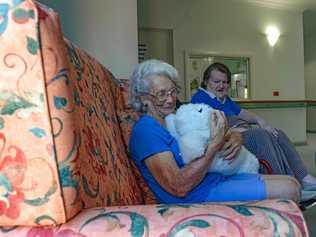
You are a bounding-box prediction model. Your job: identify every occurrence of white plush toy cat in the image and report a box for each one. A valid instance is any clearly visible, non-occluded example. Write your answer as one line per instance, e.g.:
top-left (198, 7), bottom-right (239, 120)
top-left (165, 103), bottom-right (259, 176)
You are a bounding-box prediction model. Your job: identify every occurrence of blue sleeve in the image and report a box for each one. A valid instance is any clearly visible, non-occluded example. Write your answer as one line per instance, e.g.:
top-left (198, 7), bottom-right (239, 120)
top-left (191, 90), bottom-right (222, 110)
top-left (130, 122), bottom-right (173, 163)
top-left (227, 97), bottom-right (242, 115)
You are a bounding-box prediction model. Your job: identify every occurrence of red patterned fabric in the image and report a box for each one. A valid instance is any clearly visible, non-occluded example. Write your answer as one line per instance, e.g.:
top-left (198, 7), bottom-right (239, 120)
top-left (114, 80), bottom-right (158, 204)
top-left (39, 3), bottom-right (144, 221)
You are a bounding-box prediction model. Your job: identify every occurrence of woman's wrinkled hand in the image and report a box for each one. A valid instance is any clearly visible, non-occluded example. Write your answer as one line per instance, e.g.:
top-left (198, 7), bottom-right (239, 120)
top-left (208, 110), bottom-right (227, 151)
top-left (221, 131), bottom-right (243, 163)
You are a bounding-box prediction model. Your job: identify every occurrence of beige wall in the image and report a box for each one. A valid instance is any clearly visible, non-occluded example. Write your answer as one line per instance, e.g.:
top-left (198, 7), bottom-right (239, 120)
top-left (39, 0), bottom-right (138, 79)
top-left (307, 108), bottom-right (316, 132)
top-left (138, 0), bottom-right (305, 100)
top-left (304, 35), bottom-right (316, 100)
top-left (303, 10), bottom-right (316, 132)
top-left (304, 10), bottom-right (316, 100)
top-left (139, 0), bottom-right (306, 142)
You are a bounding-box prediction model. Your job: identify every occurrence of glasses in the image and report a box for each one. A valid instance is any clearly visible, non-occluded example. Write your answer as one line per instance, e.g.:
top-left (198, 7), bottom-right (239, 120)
top-left (148, 87), bottom-right (179, 103)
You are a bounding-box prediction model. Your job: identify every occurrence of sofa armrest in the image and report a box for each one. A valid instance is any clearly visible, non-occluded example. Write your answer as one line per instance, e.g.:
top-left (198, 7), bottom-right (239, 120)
top-left (0, 199), bottom-right (308, 237)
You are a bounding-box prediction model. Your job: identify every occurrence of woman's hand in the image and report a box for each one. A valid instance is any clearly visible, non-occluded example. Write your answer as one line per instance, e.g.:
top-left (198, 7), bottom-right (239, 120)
top-left (205, 111), bottom-right (242, 163)
top-left (206, 110), bottom-right (227, 153)
top-left (221, 131), bottom-right (243, 162)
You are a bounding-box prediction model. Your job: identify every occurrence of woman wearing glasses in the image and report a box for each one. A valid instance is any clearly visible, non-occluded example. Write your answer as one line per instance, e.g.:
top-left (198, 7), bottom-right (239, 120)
top-left (128, 59), bottom-right (300, 204)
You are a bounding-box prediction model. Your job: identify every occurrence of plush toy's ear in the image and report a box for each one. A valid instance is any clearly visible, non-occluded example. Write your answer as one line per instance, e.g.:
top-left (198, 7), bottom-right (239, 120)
top-left (165, 114), bottom-right (178, 138)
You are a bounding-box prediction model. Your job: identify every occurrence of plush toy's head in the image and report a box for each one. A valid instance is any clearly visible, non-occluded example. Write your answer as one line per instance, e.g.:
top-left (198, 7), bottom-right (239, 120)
top-left (174, 103), bottom-right (213, 136)
top-left (165, 103), bottom-right (259, 175)
top-left (165, 103), bottom-right (214, 162)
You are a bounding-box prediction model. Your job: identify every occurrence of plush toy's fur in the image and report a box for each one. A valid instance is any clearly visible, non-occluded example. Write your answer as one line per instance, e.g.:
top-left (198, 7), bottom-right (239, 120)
top-left (165, 103), bottom-right (259, 176)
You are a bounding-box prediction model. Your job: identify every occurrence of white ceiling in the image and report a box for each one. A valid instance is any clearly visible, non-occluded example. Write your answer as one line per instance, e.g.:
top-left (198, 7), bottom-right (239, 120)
top-left (241, 0), bottom-right (316, 11)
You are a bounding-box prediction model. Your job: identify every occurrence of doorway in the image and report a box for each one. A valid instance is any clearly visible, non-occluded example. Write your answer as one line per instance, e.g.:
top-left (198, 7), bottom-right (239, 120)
top-left (138, 28), bottom-right (174, 65)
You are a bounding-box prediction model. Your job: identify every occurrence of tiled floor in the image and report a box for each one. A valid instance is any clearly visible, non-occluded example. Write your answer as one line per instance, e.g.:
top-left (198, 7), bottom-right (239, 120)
top-left (296, 133), bottom-right (316, 236)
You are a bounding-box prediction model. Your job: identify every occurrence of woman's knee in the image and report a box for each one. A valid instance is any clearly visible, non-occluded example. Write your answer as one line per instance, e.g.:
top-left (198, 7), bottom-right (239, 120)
top-left (284, 177), bottom-right (301, 202)
top-left (285, 176), bottom-right (301, 196)
top-left (276, 129), bottom-right (294, 145)
top-left (276, 129), bottom-right (286, 137)
top-left (287, 176), bottom-right (301, 188)
top-left (242, 128), bottom-right (272, 151)
top-left (264, 175), bottom-right (301, 202)
top-left (246, 128), bottom-right (274, 145)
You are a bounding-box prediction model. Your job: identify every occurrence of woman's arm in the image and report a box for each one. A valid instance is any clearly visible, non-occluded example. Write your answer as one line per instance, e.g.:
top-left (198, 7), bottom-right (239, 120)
top-left (239, 109), bottom-right (278, 136)
top-left (239, 109), bottom-right (264, 124)
top-left (144, 144), bottom-right (219, 197)
top-left (144, 110), bottom-right (228, 197)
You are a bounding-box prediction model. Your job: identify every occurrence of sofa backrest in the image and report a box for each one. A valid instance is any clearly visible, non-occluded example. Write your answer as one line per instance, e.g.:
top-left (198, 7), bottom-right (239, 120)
top-left (115, 80), bottom-right (158, 204)
top-left (0, 0), bottom-right (143, 226)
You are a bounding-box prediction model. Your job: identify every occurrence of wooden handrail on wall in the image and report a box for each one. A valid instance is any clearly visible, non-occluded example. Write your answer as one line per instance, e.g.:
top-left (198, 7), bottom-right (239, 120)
top-left (236, 100), bottom-right (315, 103)
top-left (235, 100), bottom-right (316, 109)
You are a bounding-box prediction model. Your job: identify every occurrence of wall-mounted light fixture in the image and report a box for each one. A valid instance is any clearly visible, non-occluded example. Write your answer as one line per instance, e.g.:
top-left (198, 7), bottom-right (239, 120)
top-left (265, 26), bottom-right (280, 47)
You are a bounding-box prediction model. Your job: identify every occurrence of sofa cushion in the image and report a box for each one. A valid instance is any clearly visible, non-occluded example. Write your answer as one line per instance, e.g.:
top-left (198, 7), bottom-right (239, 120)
top-left (0, 0), bottom-right (143, 225)
top-left (0, 0), bottom-right (66, 225)
top-left (0, 199), bottom-right (308, 237)
top-left (39, 4), bottom-right (144, 221)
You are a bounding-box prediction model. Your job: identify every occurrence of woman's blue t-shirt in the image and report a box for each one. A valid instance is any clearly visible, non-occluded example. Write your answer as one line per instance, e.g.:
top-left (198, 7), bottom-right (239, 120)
top-left (191, 89), bottom-right (241, 117)
top-left (129, 115), bottom-right (223, 203)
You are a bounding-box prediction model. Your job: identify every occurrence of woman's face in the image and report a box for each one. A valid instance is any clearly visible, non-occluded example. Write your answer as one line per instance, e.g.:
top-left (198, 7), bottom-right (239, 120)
top-left (206, 69), bottom-right (229, 101)
top-left (145, 75), bottom-right (178, 118)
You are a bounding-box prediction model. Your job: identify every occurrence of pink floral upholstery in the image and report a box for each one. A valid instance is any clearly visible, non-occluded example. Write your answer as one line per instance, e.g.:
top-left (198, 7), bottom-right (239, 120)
top-left (0, 199), bottom-right (308, 236)
top-left (0, 0), bottom-right (310, 236)
top-left (0, 0), bottom-right (143, 225)
top-left (0, 0), bottom-right (65, 225)
top-left (39, 6), bottom-right (144, 221)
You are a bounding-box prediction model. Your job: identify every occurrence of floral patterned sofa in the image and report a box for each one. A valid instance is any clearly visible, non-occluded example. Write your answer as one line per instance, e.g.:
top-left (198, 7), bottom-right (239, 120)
top-left (0, 0), bottom-right (309, 236)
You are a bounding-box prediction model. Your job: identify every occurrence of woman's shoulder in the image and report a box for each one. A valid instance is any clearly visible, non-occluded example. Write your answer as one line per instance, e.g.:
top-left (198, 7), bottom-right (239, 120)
top-left (191, 88), bottom-right (212, 101)
top-left (132, 115), bottom-right (165, 135)
top-left (134, 115), bottom-right (158, 127)
top-left (130, 115), bottom-right (173, 146)
top-left (191, 89), bottom-right (217, 107)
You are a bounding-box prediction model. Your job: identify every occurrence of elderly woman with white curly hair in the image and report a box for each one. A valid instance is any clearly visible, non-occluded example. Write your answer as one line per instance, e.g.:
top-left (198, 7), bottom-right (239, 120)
top-left (128, 59), bottom-right (300, 204)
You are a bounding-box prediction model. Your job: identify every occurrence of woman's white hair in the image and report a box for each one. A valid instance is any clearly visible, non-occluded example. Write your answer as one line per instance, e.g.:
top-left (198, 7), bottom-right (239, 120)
top-left (129, 59), bottom-right (179, 112)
